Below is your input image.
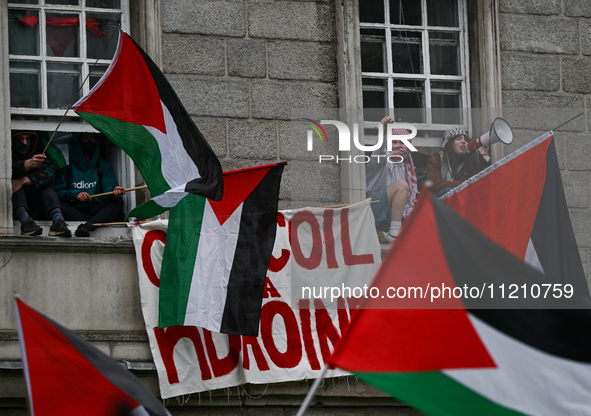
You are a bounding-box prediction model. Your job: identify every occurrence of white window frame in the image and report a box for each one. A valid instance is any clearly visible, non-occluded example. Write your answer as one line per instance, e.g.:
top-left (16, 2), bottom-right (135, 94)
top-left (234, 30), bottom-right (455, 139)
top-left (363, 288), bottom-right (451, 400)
top-left (7, 0), bottom-right (136, 213)
top-left (359, 0), bottom-right (471, 148)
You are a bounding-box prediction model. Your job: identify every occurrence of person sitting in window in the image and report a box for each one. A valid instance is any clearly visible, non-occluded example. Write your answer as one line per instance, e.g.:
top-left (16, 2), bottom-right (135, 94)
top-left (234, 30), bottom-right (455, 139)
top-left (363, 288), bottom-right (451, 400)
top-left (365, 116), bottom-right (418, 244)
top-left (11, 131), bottom-right (72, 237)
top-left (53, 133), bottom-right (125, 238)
top-left (426, 127), bottom-right (489, 197)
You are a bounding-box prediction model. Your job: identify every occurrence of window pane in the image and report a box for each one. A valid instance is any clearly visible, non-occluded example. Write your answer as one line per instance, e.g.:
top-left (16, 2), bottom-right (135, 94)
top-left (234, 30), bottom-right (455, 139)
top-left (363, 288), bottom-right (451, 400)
top-left (431, 81), bottom-right (462, 124)
top-left (10, 61), bottom-right (40, 108)
top-left (89, 64), bottom-right (109, 88)
top-left (427, 0), bottom-right (459, 27)
top-left (391, 30), bottom-right (423, 74)
top-left (87, 0), bottom-right (121, 8)
top-left (359, 0), bottom-right (384, 23)
top-left (46, 13), bottom-right (80, 57)
top-left (87, 13), bottom-right (120, 59)
top-left (429, 32), bottom-right (460, 75)
top-left (9, 9), bottom-right (39, 56)
top-left (361, 29), bottom-right (386, 73)
top-left (8, 0), bottom-right (38, 3)
top-left (390, 0), bottom-right (421, 25)
top-left (362, 78), bottom-right (387, 121)
top-left (47, 63), bottom-right (81, 109)
top-left (46, 0), bottom-right (79, 4)
top-left (394, 79), bottom-right (424, 123)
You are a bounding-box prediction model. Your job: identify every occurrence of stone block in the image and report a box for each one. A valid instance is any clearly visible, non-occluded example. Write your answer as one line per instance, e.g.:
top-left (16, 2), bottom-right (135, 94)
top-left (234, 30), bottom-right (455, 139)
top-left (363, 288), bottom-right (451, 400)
top-left (499, 15), bottom-right (578, 54)
top-left (499, 0), bottom-right (561, 15)
top-left (582, 21), bottom-right (591, 56)
top-left (502, 92), bottom-right (584, 131)
top-left (500, 53), bottom-right (559, 91)
top-left (565, 132), bottom-right (591, 170)
top-left (268, 41), bottom-right (337, 82)
top-left (563, 57), bottom-right (591, 93)
top-left (251, 81), bottom-right (338, 120)
top-left (227, 39), bottom-right (267, 78)
top-left (280, 162), bottom-right (340, 203)
top-left (580, 248), bottom-right (589, 287)
top-left (163, 35), bottom-right (225, 76)
top-left (561, 172), bottom-right (590, 208)
top-left (111, 342), bottom-right (153, 361)
top-left (162, 0), bottom-right (246, 37)
top-left (278, 121), bottom-right (340, 161)
top-left (192, 117), bottom-right (227, 157)
top-left (220, 159), bottom-right (257, 172)
top-left (0, 341), bottom-right (20, 360)
top-left (564, 0), bottom-right (591, 17)
top-left (248, 3), bottom-right (335, 42)
top-left (570, 210), bottom-right (591, 247)
top-left (168, 77), bottom-right (250, 118)
top-left (228, 119), bottom-right (278, 159)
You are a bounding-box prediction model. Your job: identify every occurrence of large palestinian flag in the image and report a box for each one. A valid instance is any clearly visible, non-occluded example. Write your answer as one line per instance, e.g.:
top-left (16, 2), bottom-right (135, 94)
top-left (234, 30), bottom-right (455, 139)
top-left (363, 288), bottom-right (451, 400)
top-left (15, 297), bottom-right (170, 416)
top-left (329, 191), bottom-right (591, 416)
top-left (158, 163), bottom-right (285, 336)
top-left (74, 31), bottom-right (223, 216)
top-left (442, 131), bottom-right (588, 296)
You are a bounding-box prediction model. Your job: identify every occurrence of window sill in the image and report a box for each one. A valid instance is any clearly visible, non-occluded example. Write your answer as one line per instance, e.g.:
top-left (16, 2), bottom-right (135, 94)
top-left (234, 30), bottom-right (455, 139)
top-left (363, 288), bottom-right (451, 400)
top-left (0, 234), bottom-right (134, 254)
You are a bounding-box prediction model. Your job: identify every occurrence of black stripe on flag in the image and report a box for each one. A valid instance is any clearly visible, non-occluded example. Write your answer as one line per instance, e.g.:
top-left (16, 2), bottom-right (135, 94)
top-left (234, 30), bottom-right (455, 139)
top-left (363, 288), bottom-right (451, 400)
top-left (129, 36), bottom-right (223, 201)
top-left (530, 138), bottom-right (589, 296)
top-left (220, 163), bottom-right (285, 336)
top-left (431, 195), bottom-right (591, 363)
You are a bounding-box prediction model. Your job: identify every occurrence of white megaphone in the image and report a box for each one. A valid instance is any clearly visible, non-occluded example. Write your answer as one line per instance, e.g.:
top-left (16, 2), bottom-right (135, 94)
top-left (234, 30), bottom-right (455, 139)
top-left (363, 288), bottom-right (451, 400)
top-left (468, 118), bottom-right (514, 154)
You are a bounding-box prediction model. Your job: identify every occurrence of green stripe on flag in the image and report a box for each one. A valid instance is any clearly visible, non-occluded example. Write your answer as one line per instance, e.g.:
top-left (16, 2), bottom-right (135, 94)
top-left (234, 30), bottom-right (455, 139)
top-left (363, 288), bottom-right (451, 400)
top-left (127, 198), bottom-right (171, 220)
top-left (38, 131), bottom-right (67, 170)
top-left (76, 112), bottom-right (170, 196)
top-left (355, 372), bottom-right (525, 416)
top-left (158, 193), bottom-right (206, 328)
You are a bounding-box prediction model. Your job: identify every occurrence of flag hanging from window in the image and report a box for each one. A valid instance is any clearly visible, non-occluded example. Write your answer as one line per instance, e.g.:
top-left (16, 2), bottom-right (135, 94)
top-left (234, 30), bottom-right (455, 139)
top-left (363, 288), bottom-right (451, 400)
top-left (74, 31), bottom-right (224, 211)
top-left (15, 297), bottom-right (171, 416)
top-left (329, 191), bottom-right (591, 416)
top-left (158, 163), bottom-right (285, 337)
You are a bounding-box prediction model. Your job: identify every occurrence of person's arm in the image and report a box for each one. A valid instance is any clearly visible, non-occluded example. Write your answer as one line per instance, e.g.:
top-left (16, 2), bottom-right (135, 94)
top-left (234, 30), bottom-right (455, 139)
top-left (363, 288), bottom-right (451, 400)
top-left (53, 166), bottom-right (80, 202)
top-left (426, 154), bottom-right (462, 193)
top-left (98, 159), bottom-right (125, 199)
top-left (25, 155), bottom-right (55, 189)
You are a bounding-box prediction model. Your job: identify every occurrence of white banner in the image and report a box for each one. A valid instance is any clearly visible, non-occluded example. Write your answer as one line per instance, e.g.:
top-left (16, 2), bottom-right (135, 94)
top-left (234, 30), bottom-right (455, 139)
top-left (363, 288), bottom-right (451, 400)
top-left (131, 199), bottom-right (381, 398)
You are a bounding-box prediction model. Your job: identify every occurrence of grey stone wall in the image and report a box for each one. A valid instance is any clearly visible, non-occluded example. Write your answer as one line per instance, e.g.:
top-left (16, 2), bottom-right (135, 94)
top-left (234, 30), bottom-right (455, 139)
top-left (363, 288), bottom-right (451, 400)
top-left (499, 0), bottom-right (591, 285)
top-left (160, 0), bottom-right (341, 209)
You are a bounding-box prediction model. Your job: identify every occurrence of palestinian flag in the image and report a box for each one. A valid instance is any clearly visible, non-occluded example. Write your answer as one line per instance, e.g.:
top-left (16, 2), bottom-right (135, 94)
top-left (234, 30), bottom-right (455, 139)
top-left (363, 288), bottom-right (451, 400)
top-left (15, 297), bottom-right (170, 416)
top-left (158, 162), bottom-right (285, 336)
top-left (74, 31), bottom-right (223, 217)
top-left (329, 191), bottom-right (591, 416)
top-left (443, 131), bottom-right (588, 296)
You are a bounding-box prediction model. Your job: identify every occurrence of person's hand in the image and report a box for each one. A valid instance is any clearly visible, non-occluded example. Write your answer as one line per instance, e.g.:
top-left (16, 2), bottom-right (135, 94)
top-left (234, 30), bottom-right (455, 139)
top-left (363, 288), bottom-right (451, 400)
top-left (381, 116), bottom-right (394, 134)
top-left (113, 186), bottom-right (125, 197)
top-left (481, 146), bottom-right (489, 157)
top-left (11, 177), bottom-right (32, 194)
top-left (23, 154), bottom-right (46, 172)
top-left (77, 192), bottom-right (91, 202)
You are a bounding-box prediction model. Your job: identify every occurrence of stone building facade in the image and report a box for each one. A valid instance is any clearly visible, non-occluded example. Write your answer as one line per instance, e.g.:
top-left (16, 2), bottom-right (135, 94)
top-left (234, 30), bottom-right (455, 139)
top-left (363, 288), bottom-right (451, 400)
top-left (0, 0), bottom-right (590, 414)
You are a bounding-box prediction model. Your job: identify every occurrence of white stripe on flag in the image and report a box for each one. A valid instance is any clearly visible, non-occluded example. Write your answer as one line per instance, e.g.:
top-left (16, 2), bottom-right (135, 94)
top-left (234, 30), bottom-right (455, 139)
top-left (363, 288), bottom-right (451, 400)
top-left (525, 238), bottom-right (544, 274)
top-left (184, 201), bottom-right (243, 331)
top-left (444, 314), bottom-right (591, 416)
top-left (144, 101), bottom-right (201, 189)
top-left (151, 185), bottom-right (189, 208)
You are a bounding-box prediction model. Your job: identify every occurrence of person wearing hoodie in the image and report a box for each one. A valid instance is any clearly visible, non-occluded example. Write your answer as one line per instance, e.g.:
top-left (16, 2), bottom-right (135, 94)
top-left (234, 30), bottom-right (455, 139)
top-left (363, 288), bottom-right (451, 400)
top-left (54, 133), bottom-right (125, 237)
top-left (11, 130), bottom-right (72, 237)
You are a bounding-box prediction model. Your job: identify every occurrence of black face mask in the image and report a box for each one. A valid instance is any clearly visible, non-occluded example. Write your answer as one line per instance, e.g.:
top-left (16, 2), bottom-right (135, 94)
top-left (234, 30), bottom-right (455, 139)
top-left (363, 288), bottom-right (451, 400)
top-left (80, 141), bottom-right (97, 156)
top-left (13, 138), bottom-right (31, 158)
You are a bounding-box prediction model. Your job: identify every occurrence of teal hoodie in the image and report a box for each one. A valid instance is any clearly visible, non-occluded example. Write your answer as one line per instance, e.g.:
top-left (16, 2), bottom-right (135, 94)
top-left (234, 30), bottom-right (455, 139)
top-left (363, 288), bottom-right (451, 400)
top-left (54, 134), bottom-right (119, 211)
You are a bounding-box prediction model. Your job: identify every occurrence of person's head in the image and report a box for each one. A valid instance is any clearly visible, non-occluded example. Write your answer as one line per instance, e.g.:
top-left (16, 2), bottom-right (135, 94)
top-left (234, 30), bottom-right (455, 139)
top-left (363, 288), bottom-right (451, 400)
top-left (79, 133), bottom-right (98, 156)
top-left (389, 128), bottom-right (412, 156)
top-left (442, 127), bottom-right (470, 157)
top-left (11, 131), bottom-right (38, 158)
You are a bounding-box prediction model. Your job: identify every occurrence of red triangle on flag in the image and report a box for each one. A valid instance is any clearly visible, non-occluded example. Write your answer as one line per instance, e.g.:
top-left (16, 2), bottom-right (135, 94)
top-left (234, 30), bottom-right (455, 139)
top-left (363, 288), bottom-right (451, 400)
top-left (75, 32), bottom-right (166, 134)
top-left (329, 192), bottom-right (496, 372)
top-left (209, 166), bottom-right (271, 225)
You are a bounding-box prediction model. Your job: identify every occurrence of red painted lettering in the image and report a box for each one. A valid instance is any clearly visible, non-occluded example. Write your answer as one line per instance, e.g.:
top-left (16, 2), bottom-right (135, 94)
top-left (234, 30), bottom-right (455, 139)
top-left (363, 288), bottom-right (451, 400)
top-left (141, 230), bottom-right (167, 287)
top-left (242, 336), bottom-right (270, 371)
top-left (263, 277), bottom-right (281, 298)
top-left (314, 299), bottom-right (341, 364)
top-left (260, 301), bottom-right (302, 368)
top-left (337, 297), bottom-right (350, 335)
top-left (298, 299), bottom-right (321, 370)
top-left (202, 329), bottom-right (241, 378)
top-left (323, 209), bottom-right (338, 269)
top-left (268, 212), bottom-right (290, 272)
top-left (290, 211), bottom-right (322, 270)
top-left (341, 208), bottom-right (374, 266)
top-left (153, 326), bottom-right (212, 383)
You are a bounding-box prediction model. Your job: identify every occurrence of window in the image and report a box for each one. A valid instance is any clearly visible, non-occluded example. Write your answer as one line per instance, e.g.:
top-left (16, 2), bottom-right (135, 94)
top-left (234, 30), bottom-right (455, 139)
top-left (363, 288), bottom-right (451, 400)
top-left (359, 0), bottom-right (470, 148)
top-left (7, 0), bottom-right (136, 214)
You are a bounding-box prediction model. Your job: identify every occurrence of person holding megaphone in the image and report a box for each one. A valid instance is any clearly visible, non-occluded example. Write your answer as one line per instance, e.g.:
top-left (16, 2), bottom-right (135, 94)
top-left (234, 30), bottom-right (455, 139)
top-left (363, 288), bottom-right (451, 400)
top-left (426, 127), bottom-right (490, 197)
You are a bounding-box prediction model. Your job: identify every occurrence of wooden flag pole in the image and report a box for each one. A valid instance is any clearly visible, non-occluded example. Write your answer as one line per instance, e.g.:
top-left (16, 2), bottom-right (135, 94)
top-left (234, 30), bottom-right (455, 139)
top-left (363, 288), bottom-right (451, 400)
top-left (320, 200), bottom-right (379, 209)
top-left (88, 184), bottom-right (148, 199)
top-left (92, 220), bottom-right (154, 227)
top-left (295, 364), bottom-right (329, 416)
